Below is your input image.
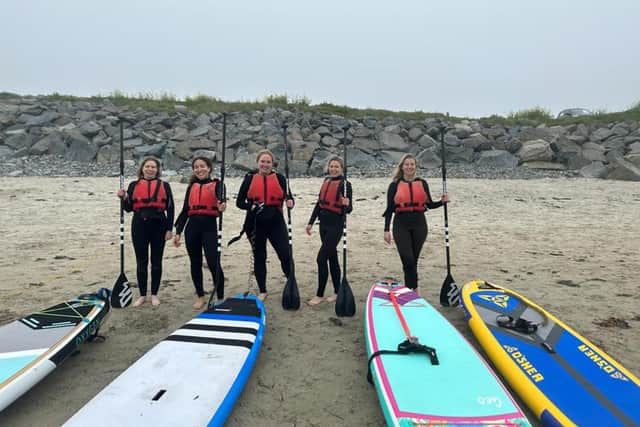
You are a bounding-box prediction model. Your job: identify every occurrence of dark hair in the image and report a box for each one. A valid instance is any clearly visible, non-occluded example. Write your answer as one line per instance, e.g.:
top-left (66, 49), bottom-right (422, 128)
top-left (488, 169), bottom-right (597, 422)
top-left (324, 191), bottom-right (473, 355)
top-left (137, 157), bottom-right (162, 179)
top-left (189, 156), bottom-right (213, 183)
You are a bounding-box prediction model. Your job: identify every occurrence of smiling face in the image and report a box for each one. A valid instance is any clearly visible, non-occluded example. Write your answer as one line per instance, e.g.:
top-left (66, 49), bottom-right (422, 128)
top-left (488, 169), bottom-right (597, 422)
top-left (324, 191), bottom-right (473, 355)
top-left (328, 160), bottom-right (343, 178)
top-left (192, 159), bottom-right (211, 180)
top-left (257, 153), bottom-right (273, 175)
top-left (401, 157), bottom-right (416, 179)
top-left (141, 159), bottom-right (159, 179)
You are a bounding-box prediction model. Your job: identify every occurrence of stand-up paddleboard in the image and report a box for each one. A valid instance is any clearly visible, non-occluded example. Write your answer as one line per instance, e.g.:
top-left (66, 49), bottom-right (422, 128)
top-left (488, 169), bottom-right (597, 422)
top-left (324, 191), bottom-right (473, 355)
top-left (0, 289), bottom-right (111, 412)
top-left (65, 294), bottom-right (266, 427)
top-left (365, 280), bottom-right (531, 426)
top-left (461, 280), bottom-right (640, 427)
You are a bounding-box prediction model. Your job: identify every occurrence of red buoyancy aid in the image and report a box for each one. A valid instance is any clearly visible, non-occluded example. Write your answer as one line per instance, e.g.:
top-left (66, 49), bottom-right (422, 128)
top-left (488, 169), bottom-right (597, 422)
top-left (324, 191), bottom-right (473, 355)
top-left (131, 179), bottom-right (167, 211)
top-left (247, 173), bottom-right (285, 207)
top-left (394, 180), bottom-right (429, 213)
top-left (188, 181), bottom-right (219, 216)
top-left (318, 178), bottom-right (343, 214)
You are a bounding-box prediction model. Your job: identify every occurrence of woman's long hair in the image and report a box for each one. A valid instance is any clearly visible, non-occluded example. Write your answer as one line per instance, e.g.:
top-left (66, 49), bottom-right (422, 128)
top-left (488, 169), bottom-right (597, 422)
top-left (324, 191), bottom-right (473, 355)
top-left (324, 156), bottom-right (345, 175)
top-left (392, 153), bottom-right (417, 182)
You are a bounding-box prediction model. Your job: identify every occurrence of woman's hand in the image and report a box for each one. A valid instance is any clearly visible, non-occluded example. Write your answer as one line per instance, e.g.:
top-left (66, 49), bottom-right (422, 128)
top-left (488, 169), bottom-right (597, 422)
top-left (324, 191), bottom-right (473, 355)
top-left (219, 202), bottom-right (226, 212)
top-left (173, 234), bottom-right (181, 247)
top-left (165, 231), bottom-right (173, 241)
top-left (441, 193), bottom-right (449, 203)
top-left (384, 231), bottom-right (392, 245)
top-left (305, 224), bottom-right (313, 236)
top-left (117, 188), bottom-right (126, 199)
top-left (341, 197), bottom-right (350, 206)
top-left (286, 199), bottom-right (294, 209)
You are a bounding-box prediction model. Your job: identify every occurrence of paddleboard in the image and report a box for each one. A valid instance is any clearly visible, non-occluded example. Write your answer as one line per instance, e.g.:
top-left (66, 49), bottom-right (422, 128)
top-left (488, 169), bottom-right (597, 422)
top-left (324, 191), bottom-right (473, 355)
top-left (64, 293), bottom-right (266, 427)
top-left (365, 280), bottom-right (531, 426)
top-left (0, 289), bottom-right (111, 412)
top-left (461, 279), bottom-right (640, 427)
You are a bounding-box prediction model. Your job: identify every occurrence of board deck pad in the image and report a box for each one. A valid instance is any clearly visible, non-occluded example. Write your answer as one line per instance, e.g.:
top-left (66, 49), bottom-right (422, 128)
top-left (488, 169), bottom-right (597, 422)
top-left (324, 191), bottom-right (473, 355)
top-left (64, 294), bottom-right (265, 427)
top-left (461, 280), bottom-right (640, 427)
top-left (365, 280), bottom-right (530, 426)
top-left (0, 290), bottom-right (110, 412)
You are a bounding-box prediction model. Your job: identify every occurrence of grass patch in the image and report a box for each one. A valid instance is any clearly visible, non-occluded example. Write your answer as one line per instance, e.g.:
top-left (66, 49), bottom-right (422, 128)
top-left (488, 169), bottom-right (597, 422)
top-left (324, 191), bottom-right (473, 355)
top-left (2, 91), bottom-right (640, 126)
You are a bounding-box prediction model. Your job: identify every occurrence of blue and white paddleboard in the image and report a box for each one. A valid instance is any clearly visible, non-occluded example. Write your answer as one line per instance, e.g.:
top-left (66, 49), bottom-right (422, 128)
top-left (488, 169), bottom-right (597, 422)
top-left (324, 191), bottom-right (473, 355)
top-left (365, 280), bottom-right (530, 426)
top-left (0, 290), bottom-right (111, 412)
top-left (64, 294), bottom-right (265, 427)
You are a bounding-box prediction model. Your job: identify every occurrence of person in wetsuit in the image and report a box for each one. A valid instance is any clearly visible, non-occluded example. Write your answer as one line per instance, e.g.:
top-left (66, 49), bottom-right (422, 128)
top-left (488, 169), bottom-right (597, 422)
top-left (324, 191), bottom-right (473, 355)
top-left (235, 149), bottom-right (294, 302)
top-left (305, 156), bottom-right (353, 306)
top-left (382, 153), bottom-right (448, 294)
top-left (117, 156), bottom-right (175, 307)
top-left (173, 156), bottom-right (226, 310)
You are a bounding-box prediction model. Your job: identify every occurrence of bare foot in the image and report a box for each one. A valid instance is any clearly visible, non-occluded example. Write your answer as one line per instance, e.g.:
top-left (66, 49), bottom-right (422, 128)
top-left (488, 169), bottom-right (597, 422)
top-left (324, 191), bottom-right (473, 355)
top-left (325, 294), bottom-right (337, 303)
top-left (132, 297), bottom-right (146, 308)
top-left (151, 295), bottom-right (160, 307)
top-left (192, 296), bottom-right (206, 310)
top-left (258, 293), bottom-right (268, 302)
top-left (306, 296), bottom-right (324, 306)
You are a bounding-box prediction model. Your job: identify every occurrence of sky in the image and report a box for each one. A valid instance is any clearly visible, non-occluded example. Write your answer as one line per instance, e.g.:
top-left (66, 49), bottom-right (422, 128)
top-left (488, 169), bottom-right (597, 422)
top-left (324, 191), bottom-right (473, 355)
top-left (2, 0), bottom-right (639, 118)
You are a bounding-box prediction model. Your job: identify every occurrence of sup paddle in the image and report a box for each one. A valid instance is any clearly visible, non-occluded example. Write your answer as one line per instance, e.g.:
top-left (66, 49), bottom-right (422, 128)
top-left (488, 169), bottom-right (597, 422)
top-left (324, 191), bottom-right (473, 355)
top-left (281, 124), bottom-right (300, 310)
top-left (438, 126), bottom-right (460, 307)
top-left (111, 119), bottom-right (133, 309)
top-left (207, 112), bottom-right (227, 309)
top-left (335, 125), bottom-right (355, 317)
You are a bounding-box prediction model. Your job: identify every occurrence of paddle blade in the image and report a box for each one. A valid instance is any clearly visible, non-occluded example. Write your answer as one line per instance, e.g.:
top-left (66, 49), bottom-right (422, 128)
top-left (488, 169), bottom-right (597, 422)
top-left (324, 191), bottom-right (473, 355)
top-left (335, 277), bottom-right (356, 317)
top-left (282, 264), bottom-right (300, 311)
top-left (439, 273), bottom-right (461, 307)
top-left (111, 272), bottom-right (133, 308)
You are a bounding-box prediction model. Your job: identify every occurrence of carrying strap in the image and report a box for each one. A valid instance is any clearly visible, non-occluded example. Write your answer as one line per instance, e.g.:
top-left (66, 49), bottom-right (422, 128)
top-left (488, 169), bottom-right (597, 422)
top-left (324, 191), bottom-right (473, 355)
top-left (367, 339), bottom-right (439, 384)
top-left (496, 314), bottom-right (538, 334)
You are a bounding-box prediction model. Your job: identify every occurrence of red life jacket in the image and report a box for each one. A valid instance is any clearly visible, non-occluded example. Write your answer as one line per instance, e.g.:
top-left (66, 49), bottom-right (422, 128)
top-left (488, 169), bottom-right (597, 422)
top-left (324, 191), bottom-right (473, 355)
top-left (131, 179), bottom-right (167, 211)
top-left (318, 178), bottom-right (344, 214)
top-left (394, 180), bottom-right (429, 213)
top-left (247, 173), bottom-right (285, 207)
top-left (188, 181), bottom-right (219, 216)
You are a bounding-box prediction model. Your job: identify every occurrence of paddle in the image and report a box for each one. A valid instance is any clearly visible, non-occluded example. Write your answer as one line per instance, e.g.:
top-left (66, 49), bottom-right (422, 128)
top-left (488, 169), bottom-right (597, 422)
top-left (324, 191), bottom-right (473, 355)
top-left (335, 125), bottom-right (356, 317)
top-left (111, 119), bottom-right (133, 309)
top-left (207, 112), bottom-right (227, 310)
top-left (438, 126), bottom-right (461, 307)
top-left (281, 124), bottom-right (300, 310)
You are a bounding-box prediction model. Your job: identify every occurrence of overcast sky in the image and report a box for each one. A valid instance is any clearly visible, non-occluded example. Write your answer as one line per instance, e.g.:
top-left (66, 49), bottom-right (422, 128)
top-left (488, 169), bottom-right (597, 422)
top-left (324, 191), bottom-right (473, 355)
top-left (3, 0), bottom-right (639, 118)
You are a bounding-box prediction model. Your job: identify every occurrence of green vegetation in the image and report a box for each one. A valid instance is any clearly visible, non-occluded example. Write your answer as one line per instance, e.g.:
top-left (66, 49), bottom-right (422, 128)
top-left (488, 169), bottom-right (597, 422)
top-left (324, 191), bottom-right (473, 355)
top-left (1, 91), bottom-right (639, 126)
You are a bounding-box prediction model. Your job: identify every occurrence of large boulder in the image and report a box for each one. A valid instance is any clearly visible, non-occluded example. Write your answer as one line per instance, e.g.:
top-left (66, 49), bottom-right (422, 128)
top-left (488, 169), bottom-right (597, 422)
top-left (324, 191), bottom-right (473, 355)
top-left (476, 150), bottom-right (519, 168)
top-left (517, 139), bottom-right (553, 162)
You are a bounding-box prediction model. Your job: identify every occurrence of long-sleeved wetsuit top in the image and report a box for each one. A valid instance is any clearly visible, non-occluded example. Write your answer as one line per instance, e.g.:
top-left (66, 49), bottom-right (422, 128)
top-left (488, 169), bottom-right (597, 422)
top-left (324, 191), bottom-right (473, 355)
top-left (382, 178), bottom-right (443, 231)
top-left (123, 178), bottom-right (175, 232)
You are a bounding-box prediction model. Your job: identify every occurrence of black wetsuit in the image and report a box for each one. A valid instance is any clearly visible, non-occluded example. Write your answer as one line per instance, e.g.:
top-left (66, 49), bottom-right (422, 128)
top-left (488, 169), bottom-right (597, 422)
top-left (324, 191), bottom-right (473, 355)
top-left (307, 176), bottom-right (353, 297)
top-left (236, 172), bottom-right (293, 294)
top-left (175, 178), bottom-right (225, 300)
top-left (123, 179), bottom-right (175, 297)
top-left (383, 178), bottom-right (443, 290)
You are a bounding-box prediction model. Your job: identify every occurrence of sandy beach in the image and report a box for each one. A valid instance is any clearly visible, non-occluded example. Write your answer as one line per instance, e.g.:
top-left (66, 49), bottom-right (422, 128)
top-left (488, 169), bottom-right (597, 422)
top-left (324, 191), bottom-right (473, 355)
top-left (0, 176), bottom-right (638, 427)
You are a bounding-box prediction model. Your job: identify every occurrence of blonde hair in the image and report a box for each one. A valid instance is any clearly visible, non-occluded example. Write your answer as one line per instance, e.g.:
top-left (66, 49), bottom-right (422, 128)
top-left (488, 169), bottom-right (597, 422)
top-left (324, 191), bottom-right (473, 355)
top-left (137, 157), bottom-right (162, 179)
top-left (392, 153), bottom-right (417, 182)
top-left (324, 156), bottom-right (344, 174)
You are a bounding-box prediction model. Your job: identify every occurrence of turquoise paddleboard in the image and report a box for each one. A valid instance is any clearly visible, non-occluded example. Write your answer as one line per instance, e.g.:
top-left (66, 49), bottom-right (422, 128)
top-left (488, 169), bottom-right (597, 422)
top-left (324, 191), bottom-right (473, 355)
top-left (365, 280), bottom-right (530, 426)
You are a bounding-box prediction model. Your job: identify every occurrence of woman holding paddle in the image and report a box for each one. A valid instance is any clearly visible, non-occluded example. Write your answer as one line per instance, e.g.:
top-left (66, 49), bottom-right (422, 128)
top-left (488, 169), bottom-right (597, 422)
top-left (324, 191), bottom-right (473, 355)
top-left (382, 153), bottom-right (448, 294)
top-left (173, 156), bottom-right (226, 310)
top-left (117, 156), bottom-right (175, 308)
top-left (235, 149), bottom-right (294, 302)
top-left (305, 156), bottom-right (352, 306)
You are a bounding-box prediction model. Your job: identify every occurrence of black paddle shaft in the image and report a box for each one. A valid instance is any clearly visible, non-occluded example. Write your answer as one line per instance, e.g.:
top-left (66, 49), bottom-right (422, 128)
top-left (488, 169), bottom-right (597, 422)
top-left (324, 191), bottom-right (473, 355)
top-left (119, 120), bottom-right (125, 275)
top-left (282, 124), bottom-right (294, 256)
top-left (440, 127), bottom-right (452, 276)
top-left (341, 125), bottom-right (349, 274)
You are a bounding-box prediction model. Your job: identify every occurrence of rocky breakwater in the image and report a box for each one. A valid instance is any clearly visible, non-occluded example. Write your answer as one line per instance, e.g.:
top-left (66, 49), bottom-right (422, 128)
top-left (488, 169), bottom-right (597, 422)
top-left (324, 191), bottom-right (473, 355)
top-left (1, 96), bottom-right (639, 180)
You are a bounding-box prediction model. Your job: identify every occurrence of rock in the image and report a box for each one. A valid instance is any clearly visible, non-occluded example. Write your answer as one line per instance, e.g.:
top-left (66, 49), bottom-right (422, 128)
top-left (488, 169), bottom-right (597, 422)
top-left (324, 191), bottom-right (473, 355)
top-left (606, 158), bottom-right (640, 181)
top-left (580, 161), bottom-right (608, 178)
top-left (379, 132), bottom-right (408, 151)
top-left (517, 139), bottom-right (553, 162)
top-left (476, 150), bottom-right (518, 168)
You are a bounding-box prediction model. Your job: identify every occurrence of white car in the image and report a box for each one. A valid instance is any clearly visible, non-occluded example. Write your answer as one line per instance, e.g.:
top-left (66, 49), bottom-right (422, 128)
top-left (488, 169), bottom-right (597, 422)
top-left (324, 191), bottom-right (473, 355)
top-left (557, 108), bottom-right (592, 119)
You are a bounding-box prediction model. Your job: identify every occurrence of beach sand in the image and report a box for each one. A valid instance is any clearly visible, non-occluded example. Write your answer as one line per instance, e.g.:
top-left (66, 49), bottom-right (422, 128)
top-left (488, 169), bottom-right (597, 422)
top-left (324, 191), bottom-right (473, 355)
top-left (0, 176), bottom-right (638, 427)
